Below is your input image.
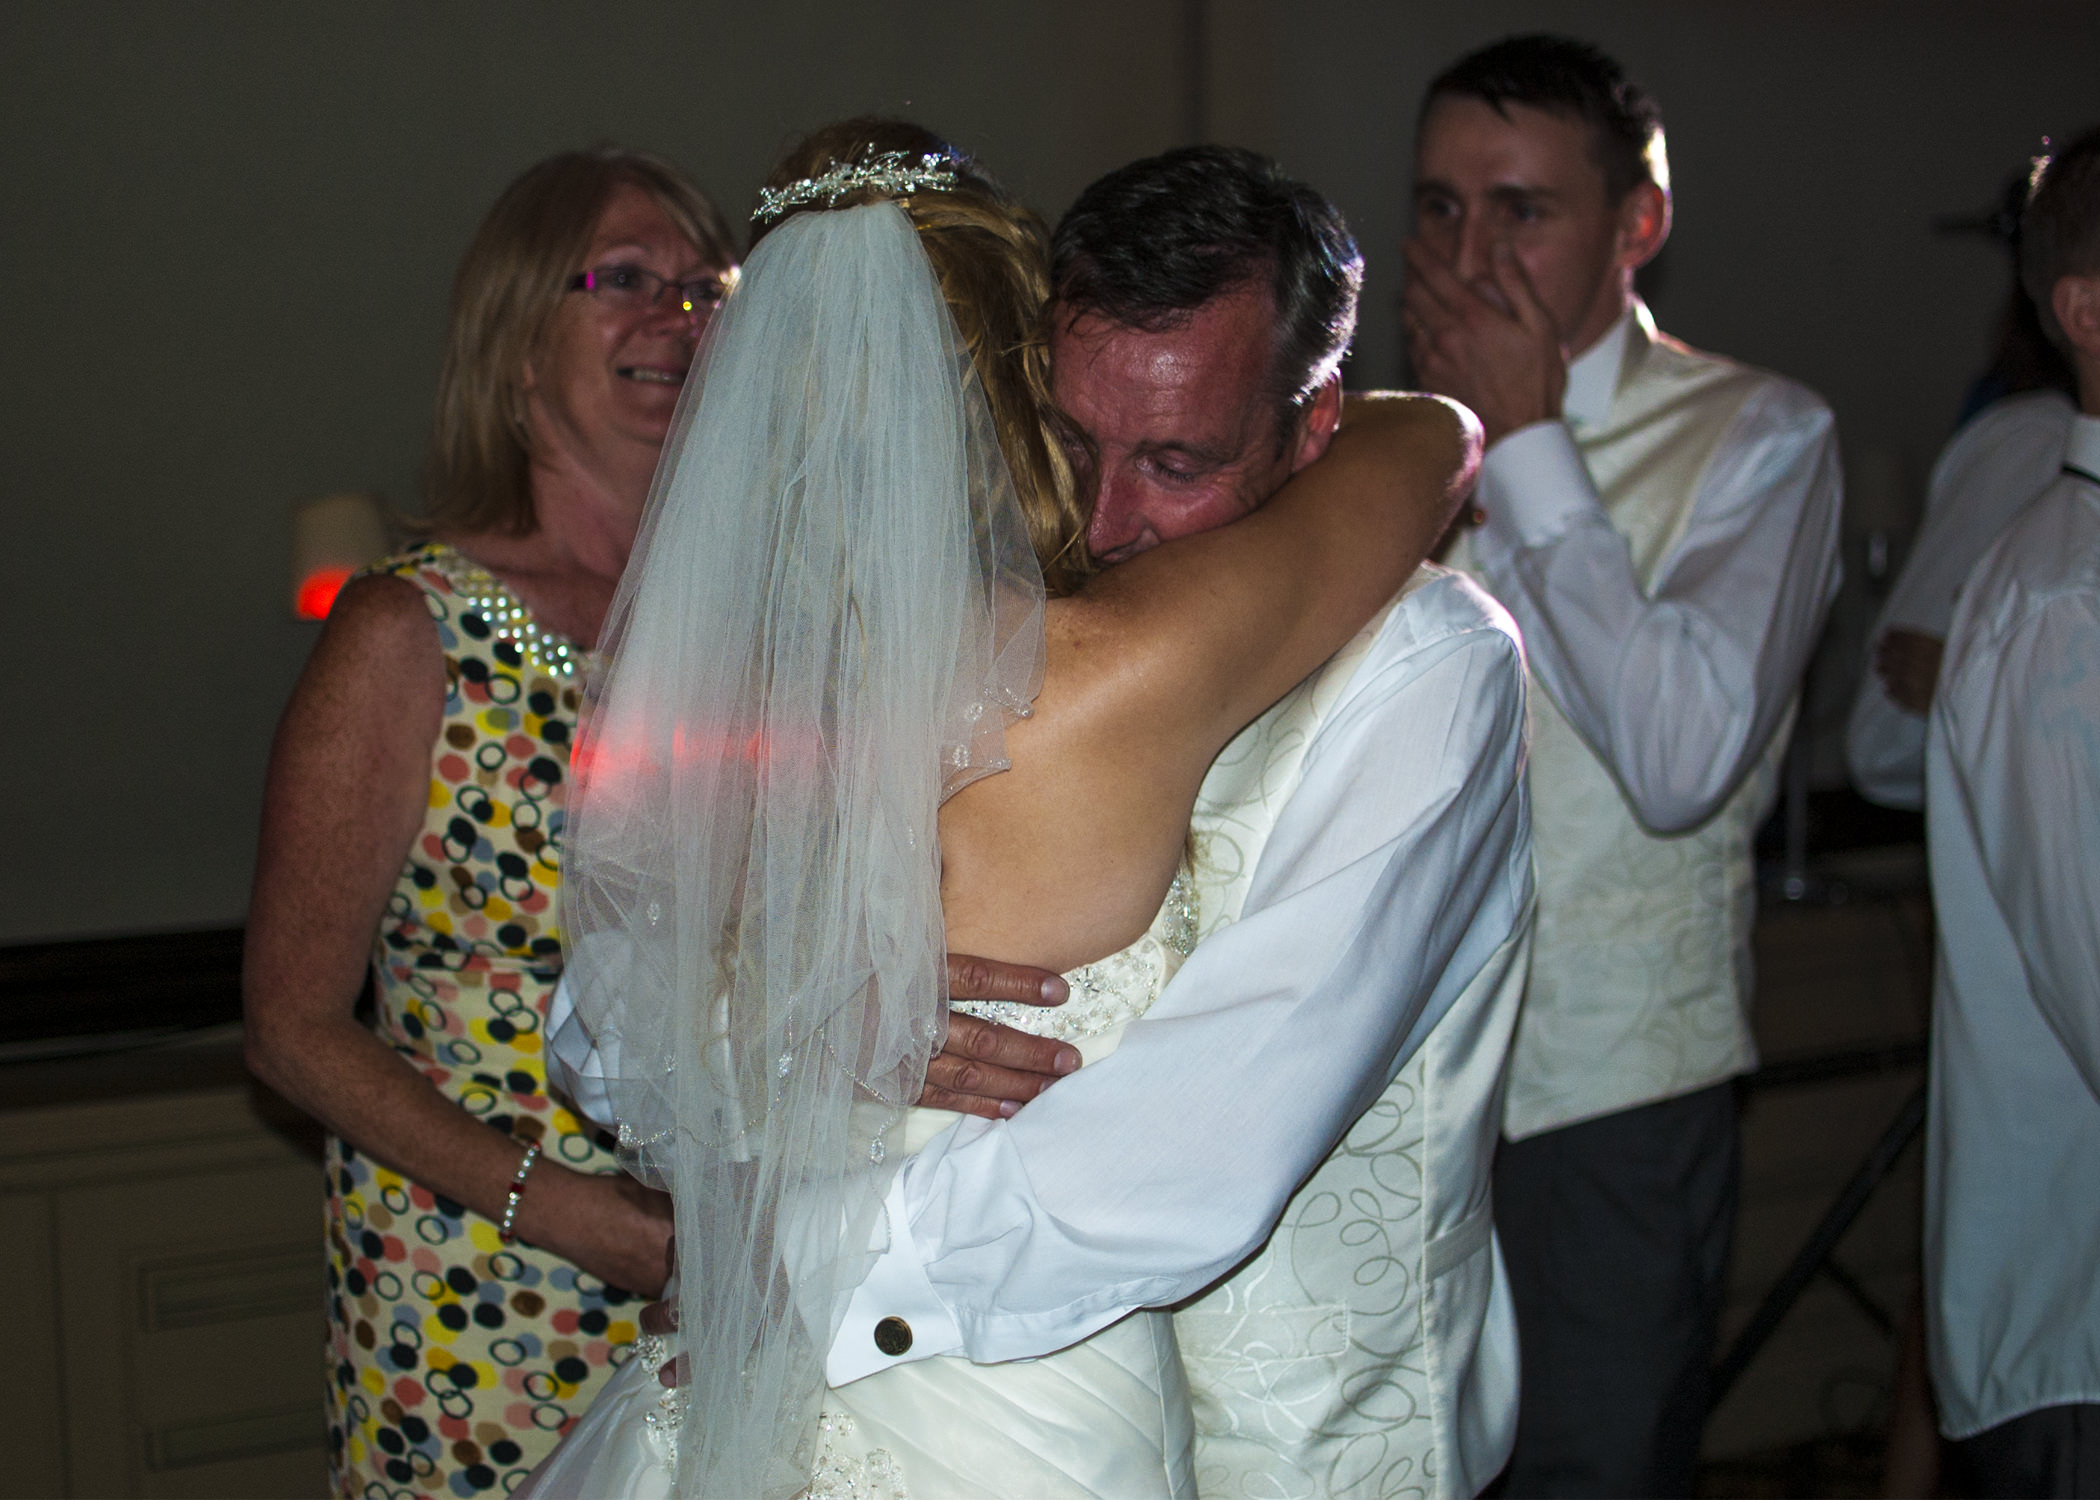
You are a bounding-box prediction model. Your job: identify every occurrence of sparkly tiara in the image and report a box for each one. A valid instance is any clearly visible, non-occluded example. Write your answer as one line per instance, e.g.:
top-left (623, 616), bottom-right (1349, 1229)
top-left (753, 149), bottom-right (962, 224)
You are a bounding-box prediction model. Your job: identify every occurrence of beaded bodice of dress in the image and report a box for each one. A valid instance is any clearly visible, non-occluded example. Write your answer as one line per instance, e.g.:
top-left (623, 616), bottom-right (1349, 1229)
top-left (949, 870), bottom-right (1198, 1042)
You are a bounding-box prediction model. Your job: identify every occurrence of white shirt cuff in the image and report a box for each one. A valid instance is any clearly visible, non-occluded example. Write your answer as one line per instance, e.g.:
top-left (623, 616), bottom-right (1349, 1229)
top-left (1479, 419), bottom-right (1595, 547)
top-left (825, 1169), bottom-right (965, 1386)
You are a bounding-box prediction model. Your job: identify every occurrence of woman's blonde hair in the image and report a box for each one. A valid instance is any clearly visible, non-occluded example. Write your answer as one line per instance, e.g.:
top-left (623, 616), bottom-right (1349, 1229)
top-left (757, 120), bottom-right (1093, 595)
top-left (424, 147), bottom-right (737, 537)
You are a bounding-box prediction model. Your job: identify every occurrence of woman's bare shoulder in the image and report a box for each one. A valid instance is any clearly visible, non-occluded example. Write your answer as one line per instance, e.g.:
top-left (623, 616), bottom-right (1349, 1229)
top-left (316, 571), bottom-right (441, 667)
top-left (279, 573), bottom-right (446, 752)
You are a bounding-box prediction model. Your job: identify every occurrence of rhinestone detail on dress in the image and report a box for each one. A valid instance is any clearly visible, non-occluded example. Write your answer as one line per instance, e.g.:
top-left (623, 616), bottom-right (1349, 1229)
top-left (805, 1410), bottom-right (909, 1499)
top-left (629, 1334), bottom-right (688, 1455)
top-left (950, 871), bottom-right (1197, 1041)
top-left (428, 550), bottom-right (596, 679)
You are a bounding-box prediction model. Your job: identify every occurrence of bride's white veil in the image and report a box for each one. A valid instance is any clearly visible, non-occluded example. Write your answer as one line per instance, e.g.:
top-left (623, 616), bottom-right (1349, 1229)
top-left (563, 196), bottom-right (1047, 1496)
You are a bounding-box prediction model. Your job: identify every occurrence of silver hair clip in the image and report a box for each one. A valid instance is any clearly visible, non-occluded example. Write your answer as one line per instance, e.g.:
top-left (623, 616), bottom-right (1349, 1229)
top-left (753, 150), bottom-right (961, 224)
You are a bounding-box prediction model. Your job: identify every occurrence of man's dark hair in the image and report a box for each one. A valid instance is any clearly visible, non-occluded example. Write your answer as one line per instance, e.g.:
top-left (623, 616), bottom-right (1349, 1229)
top-left (2022, 125), bottom-right (2100, 351)
top-left (1424, 34), bottom-right (1666, 202)
top-left (1051, 146), bottom-right (1362, 432)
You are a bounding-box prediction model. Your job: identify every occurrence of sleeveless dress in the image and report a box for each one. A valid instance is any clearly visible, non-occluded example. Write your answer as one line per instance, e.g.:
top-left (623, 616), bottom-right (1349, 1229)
top-left (520, 875), bottom-right (1203, 1500)
top-left (324, 542), bottom-right (644, 1500)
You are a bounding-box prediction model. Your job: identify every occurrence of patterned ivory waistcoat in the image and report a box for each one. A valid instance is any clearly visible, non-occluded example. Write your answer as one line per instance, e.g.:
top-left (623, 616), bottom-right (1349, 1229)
top-left (1174, 569), bottom-right (1531, 1500)
top-left (1457, 310), bottom-right (1793, 1142)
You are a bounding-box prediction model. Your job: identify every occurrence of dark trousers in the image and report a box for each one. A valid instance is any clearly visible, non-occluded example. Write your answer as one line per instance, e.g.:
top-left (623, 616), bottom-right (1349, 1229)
top-left (1956, 1404), bottom-right (2100, 1499)
top-left (1491, 1082), bottom-right (1740, 1499)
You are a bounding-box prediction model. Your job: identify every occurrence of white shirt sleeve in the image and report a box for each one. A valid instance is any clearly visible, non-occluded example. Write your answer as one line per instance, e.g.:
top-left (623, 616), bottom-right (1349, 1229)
top-left (825, 592), bottom-right (1533, 1385)
top-left (1938, 567), bottom-right (2100, 1100)
top-left (1467, 382), bottom-right (1842, 833)
top-left (1847, 392), bottom-right (2074, 810)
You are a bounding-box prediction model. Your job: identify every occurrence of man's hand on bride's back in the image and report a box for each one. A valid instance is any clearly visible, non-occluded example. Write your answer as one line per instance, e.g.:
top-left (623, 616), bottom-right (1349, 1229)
top-left (638, 961), bottom-right (1077, 1388)
top-left (921, 955), bottom-right (1079, 1118)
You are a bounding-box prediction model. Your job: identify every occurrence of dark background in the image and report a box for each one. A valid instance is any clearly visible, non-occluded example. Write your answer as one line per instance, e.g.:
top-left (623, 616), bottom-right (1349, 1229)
top-left (3, 0), bottom-right (2092, 942)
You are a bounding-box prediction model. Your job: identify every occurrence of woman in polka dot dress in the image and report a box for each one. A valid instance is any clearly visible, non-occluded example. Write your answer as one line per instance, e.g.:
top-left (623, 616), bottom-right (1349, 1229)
top-left (243, 149), bottom-right (736, 1498)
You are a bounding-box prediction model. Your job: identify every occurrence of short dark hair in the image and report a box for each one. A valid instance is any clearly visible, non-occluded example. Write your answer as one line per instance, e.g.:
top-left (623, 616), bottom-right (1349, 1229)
top-left (2022, 125), bottom-right (2100, 350)
top-left (1051, 146), bottom-right (1363, 427)
top-left (1424, 34), bottom-right (1667, 202)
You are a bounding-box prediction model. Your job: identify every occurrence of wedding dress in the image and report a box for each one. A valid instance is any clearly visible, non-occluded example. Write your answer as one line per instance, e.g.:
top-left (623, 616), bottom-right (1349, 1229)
top-left (522, 875), bottom-right (1202, 1500)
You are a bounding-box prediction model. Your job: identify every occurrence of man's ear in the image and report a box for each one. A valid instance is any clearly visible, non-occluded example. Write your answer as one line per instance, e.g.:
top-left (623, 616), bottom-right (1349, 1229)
top-left (1289, 376), bottom-right (1345, 473)
top-left (2053, 274), bottom-right (2100, 360)
top-left (1614, 181), bottom-right (1671, 274)
top-left (2053, 275), bottom-right (2100, 412)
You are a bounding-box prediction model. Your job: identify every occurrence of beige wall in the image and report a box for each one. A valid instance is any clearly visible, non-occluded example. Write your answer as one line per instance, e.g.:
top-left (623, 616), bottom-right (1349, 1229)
top-left (5, 1), bottom-right (2096, 942)
top-left (0, 0), bottom-right (1190, 943)
top-left (1205, 0), bottom-right (2100, 785)
top-left (1210, 0), bottom-right (2097, 468)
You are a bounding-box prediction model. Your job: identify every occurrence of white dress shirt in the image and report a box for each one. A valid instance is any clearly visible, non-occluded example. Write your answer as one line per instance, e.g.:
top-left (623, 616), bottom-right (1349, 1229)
top-left (1453, 303), bottom-right (1843, 1137)
top-left (825, 568), bottom-right (1532, 1384)
top-left (1925, 410), bottom-right (2100, 1439)
top-left (1465, 307), bottom-right (1843, 836)
top-left (1848, 389), bottom-right (2075, 809)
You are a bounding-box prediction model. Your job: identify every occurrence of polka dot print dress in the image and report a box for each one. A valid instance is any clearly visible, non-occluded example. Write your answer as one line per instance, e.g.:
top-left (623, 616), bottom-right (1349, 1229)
top-left (323, 543), bottom-right (640, 1499)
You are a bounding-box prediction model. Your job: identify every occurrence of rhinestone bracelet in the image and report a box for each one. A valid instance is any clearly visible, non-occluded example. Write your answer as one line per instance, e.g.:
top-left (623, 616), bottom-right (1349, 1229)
top-left (498, 1139), bottom-right (542, 1245)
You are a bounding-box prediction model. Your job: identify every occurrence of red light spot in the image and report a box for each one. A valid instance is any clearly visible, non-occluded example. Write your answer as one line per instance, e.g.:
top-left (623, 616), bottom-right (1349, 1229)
top-left (295, 566), bottom-right (354, 619)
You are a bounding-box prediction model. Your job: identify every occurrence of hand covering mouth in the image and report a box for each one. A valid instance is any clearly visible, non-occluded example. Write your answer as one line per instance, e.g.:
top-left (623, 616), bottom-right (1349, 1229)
top-left (617, 365), bottom-right (685, 385)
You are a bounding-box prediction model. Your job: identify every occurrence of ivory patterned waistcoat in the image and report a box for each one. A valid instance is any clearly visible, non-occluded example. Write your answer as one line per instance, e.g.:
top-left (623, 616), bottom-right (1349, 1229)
top-left (1174, 569), bottom-right (1531, 1500)
top-left (1456, 312), bottom-right (1793, 1141)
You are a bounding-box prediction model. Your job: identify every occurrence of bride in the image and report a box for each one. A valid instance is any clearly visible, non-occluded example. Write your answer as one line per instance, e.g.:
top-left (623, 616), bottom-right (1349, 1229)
top-left (525, 120), bottom-right (1476, 1499)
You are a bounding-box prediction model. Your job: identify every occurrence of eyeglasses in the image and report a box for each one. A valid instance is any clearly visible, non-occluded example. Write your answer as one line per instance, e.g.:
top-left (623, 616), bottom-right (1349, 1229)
top-left (567, 263), bottom-right (734, 322)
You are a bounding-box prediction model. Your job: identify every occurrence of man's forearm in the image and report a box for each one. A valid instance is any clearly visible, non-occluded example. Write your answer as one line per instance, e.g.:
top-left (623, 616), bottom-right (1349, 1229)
top-left (1470, 392), bottom-right (1841, 831)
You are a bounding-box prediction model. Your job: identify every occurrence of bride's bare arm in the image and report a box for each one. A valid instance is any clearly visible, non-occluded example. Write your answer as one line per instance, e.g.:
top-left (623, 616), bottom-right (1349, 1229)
top-left (941, 394), bottom-right (1480, 970)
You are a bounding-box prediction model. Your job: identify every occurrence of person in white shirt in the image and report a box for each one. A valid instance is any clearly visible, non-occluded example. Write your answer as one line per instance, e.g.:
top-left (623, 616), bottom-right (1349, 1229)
top-left (1402, 35), bottom-right (1842, 1496)
top-left (1847, 387), bottom-right (2074, 809)
top-left (1926, 123), bottom-right (2100, 1500)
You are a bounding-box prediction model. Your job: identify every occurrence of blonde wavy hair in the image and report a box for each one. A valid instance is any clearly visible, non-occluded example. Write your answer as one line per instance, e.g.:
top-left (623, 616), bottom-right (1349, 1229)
top-left (424, 147), bottom-right (738, 537)
top-left (756, 120), bottom-right (1092, 595)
